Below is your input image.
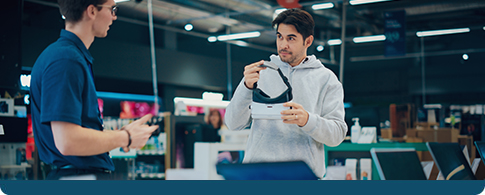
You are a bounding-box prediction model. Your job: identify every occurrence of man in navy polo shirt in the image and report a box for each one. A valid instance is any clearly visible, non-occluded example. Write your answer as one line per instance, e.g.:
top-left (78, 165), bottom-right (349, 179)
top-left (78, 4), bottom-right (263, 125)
top-left (30, 0), bottom-right (158, 180)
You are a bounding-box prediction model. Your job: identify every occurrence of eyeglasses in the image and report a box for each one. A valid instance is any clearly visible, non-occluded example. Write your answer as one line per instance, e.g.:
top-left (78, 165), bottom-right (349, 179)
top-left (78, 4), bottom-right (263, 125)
top-left (96, 4), bottom-right (118, 16)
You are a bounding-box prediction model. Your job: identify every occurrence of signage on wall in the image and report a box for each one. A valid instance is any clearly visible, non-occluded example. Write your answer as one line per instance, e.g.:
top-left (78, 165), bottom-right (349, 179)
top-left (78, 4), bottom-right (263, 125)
top-left (384, 10), bottom-right (406, 57)
top-left (277, 0), bottom-right (302, 8)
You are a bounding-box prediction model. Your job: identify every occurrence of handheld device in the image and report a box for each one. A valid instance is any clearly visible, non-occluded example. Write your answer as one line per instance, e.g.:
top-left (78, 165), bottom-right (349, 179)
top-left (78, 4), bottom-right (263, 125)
top-left (251, 61), bottom-right (292, 120)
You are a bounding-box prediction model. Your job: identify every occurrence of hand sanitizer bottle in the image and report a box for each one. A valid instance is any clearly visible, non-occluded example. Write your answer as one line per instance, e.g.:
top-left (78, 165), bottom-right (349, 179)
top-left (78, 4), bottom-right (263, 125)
top-left (351, 118), bottom-right (361, 143)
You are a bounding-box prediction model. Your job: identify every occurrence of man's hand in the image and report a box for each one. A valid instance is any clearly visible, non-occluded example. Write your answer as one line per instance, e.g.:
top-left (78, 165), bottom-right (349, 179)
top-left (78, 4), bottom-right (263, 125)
top-left (121, 114), bottom-right (159, 152)
top-left (243, 60), bottom-right (266, 89)
top-left (281, 102), bottom-right (309, 127)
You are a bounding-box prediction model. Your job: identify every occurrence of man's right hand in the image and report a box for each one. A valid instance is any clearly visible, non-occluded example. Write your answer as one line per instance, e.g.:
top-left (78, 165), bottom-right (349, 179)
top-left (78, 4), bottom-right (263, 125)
top-left (121, 114), bottom-right (159, 152)
top-left (244, 60), bottom-right (266, 89)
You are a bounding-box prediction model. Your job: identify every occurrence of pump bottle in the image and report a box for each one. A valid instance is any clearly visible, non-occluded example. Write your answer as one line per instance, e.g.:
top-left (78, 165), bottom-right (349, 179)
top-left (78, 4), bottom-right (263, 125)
top-left (351, 118), bottom-right (361, 143)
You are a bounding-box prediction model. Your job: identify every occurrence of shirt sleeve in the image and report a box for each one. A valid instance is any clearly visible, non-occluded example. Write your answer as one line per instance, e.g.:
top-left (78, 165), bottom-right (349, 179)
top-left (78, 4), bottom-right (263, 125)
top-left (224, 79), bottom-right (253, 130)
top-left (300, 76), bottom-right (348, 146)
top-left (40, 59), bottom-right (85, 126)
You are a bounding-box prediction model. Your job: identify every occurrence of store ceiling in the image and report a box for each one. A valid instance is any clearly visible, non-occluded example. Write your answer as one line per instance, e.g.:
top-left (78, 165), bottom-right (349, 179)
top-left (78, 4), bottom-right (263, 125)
top-left (25, 0), bottom-right (485, 58)
top-left (112, 0), bottom-right (485, 48)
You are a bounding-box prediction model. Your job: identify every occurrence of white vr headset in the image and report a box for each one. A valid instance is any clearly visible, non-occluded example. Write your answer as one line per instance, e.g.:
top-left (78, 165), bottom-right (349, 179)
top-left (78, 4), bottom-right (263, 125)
top-left (250, 61), bottom-right (293, 120)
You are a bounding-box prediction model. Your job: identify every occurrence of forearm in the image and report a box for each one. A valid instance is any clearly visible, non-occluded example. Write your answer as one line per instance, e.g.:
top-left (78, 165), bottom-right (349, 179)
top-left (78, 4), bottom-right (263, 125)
top-left (225, 80), bottom-right (253, 130)
top-left (301, 113), bottom-right (347, 146)
top-left (51, 121), bottom-right (129, 156)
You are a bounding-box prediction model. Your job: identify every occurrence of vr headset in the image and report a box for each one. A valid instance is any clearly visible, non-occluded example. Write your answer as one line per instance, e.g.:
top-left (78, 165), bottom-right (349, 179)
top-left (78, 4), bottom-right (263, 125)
top-left (251, 61), bottom-right (293, 119)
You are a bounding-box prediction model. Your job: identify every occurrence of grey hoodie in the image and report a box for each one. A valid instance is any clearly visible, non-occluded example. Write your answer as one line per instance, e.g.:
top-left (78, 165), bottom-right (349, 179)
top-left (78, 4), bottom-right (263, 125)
top-left (225, 54), bottom-right (347, 178)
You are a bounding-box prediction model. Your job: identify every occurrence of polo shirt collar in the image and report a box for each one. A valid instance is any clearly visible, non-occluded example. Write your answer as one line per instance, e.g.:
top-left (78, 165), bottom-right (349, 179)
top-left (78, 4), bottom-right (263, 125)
top-left (60, 29), bottom-right (94, 64)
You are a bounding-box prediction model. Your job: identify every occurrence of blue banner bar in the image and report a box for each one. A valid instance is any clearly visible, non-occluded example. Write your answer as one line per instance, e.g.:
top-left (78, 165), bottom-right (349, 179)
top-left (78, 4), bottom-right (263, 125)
top-left (1, 180), bottom-right (484, 195)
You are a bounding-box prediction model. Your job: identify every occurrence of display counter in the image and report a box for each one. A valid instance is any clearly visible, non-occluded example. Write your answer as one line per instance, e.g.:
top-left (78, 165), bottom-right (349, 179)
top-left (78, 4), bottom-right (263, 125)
top-left (324, 142), bottom-right (428, 180)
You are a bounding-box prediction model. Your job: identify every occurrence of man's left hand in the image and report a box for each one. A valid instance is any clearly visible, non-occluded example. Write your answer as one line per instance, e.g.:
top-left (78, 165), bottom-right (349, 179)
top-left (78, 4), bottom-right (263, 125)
top-left (281, 102), bottom-right (309, 127)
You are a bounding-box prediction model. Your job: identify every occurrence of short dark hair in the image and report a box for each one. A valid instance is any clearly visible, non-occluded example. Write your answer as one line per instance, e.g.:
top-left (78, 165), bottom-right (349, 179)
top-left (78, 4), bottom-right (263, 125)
top-left (58, 0), bottom-right (107, 23)
top-left (272, 8), bottom-right (315, 41)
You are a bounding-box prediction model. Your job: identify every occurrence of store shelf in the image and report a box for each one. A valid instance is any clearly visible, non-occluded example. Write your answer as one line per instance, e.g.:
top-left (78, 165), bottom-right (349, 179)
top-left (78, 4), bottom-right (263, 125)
top-left (325, 142), bottom-right (428, 152)
top-left (137, 150), bottom-right (165, 155)
top-left (0, 164), bottom-right (31, 169)
top-left (130, 173), bottom-right (165, 180)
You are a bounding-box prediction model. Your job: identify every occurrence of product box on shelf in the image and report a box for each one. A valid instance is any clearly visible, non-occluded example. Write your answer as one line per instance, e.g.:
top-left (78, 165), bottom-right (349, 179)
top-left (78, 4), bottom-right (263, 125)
top-left (345, 158), bottom-right (357, 180)
top-left (406, 128), bottom-right (459, 143)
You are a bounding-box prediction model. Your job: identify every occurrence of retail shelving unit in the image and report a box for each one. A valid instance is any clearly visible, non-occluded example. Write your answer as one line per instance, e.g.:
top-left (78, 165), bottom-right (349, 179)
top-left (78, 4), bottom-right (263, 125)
top-left (98, 92), bottom-right (171, 180)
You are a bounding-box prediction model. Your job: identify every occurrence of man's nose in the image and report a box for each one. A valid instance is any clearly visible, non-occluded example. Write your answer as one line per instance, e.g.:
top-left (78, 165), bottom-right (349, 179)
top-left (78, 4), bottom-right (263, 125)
top-left (279, 40), bottom-right (289, 49)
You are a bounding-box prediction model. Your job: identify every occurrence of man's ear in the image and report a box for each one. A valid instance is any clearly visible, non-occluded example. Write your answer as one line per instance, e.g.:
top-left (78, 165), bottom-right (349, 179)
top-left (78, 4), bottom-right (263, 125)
top-left (304, 35), bottom-right (314, 47)
top-left (85, 4), bottom-right (97, 20)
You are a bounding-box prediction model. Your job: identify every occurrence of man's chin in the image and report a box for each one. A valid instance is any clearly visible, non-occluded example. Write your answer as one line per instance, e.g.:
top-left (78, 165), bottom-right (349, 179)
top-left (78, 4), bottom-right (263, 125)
top-left (280, 57), bottom-right (293, 64)
top-left (95, 33), bottom-right (108, 38)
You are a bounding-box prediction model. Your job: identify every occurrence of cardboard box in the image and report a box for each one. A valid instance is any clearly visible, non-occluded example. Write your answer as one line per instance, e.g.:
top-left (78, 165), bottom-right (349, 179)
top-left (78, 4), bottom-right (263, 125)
top-left (389, 104), bottom-right (416, 137)
top-left (405, 137), bottom-right (423, 143)
top-left (457, 135), bottom-right (474, 160)
top-left (360, 158), bottom-right (372, 180)
top-left (405, 127), bottom-right (459, 143)
top-left (380, 128), bottom-right (392, 139)
top-left (406, 129), bottom-right (417, 137)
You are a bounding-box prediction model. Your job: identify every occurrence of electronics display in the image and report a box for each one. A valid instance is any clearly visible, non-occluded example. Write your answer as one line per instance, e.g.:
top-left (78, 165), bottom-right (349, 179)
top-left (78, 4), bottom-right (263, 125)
top-left (426, 142), bottom-right (476, 180)
top-left (0, 116), bottom-right (28, 143)
top-left (216, 161), bottom-right (318, 180)
top-left (371, 148), bottom-right (427, 180)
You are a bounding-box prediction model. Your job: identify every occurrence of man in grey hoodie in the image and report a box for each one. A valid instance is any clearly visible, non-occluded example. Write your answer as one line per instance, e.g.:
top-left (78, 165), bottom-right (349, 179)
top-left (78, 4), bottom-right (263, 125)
top-left (224, 8), bottom-right (347, 179)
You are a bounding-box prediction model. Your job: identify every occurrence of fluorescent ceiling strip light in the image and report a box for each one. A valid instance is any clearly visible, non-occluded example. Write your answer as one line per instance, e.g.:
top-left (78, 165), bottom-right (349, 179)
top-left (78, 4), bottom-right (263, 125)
top-left (207, 36), bottom-right (217, 42)
top-left (350, 0), bottom-right (391, 5)
top-left (233, 40), bottom-right (249, 47)
top-left (353, 35), bottom-right (386, 43)
top-left (327, 39), bottom-right (342, 46)
top-left (416, 27), bottom-right (470, 37)
top-left (114, 0), bottom-right (130, 3)
top-left (273, 8), bottom-right (287, 20)
top-left (274, 8), bottom-right (287, 16)
top-left (312, 3), bottom-right (334, 10)
top-left (217, 31), bottom-right (261, 41)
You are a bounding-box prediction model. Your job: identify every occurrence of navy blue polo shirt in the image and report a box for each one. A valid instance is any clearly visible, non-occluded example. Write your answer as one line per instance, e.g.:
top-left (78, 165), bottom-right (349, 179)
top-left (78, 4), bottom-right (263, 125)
top-left (30, 29), bottom-right (114, 171)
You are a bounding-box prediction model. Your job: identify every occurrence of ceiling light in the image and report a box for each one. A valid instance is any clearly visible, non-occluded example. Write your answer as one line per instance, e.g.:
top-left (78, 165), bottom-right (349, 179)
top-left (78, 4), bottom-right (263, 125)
top-left (184, 23), bottom-right (193, 31)
top-left (312, 3), bottom-right (334, 10)
top-left (353, 35), bottom-right (386, 43)
top-left (483, 26), bottom-right (485, 31)
top-left (24, 94), bottom-right (30, 105)
top-left (233, 41), bottom-right (249, 47)
top-left (20, 74), bottom-right (31, 88)
top-left (273, 8), bottom-right (287, 20)
top-left (114, 0), bottom-right (130, 3)
top-left (462, 54), bottom-right (469, 61)
top-left (217, 31), bottom-right (261, 41)
top-left (274, 8), bottom-right (287, 15)
top-left (350, 0), bottom-right (391, 5)
top-left (327, 39), bottom-right (342, 46)
top-left (416, 28), bottom-right (470, 37)
top-left (207, 36), bottom-right (217, 42)
top-left (316, 45), bottom-right (324, 52)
